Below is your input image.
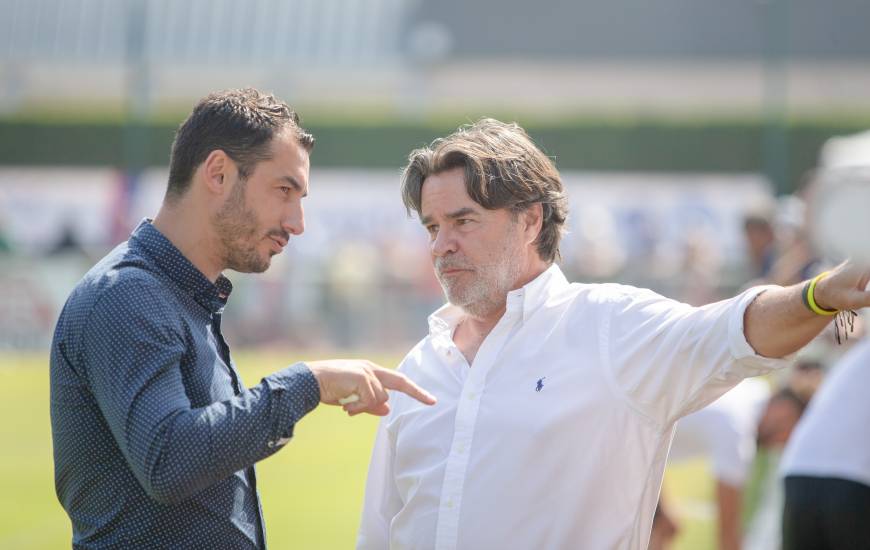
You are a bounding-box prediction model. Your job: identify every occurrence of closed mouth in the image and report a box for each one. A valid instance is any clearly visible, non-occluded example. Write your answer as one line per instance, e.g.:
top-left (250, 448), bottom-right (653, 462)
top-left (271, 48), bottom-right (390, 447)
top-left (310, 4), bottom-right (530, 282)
top-left (269, 235), bottom-right (288, 248)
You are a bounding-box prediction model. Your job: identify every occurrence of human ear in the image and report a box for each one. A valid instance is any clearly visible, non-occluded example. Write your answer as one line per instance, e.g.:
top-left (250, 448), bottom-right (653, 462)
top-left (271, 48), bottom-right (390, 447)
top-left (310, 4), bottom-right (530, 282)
top-left (523, 203), bottom-right (544, 245)
top-left (202, 150), bottom-right (231, 195)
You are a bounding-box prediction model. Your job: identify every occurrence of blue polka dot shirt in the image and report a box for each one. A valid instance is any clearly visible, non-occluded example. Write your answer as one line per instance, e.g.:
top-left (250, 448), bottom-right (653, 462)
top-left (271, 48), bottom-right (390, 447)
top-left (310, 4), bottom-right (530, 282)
top-left (50, 219), bottom-right (321, 549)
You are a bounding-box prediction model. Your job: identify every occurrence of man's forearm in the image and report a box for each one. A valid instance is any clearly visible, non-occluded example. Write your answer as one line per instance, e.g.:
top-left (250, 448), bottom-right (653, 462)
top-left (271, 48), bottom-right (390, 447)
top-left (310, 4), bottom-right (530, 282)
top-left (745, 260), bottom-right (870, 358)
top-left (743, 283), bottom-right (832, 359)
top-left (136, 364), bottom-right (320, 504)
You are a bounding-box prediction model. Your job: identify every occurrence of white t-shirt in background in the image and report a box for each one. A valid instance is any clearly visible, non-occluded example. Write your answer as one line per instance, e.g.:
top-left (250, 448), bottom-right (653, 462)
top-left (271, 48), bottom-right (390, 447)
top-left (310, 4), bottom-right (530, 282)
top-left (670, 378), bottom-right (771, 486)
top-left (780, 338), bottom-right (870, 487)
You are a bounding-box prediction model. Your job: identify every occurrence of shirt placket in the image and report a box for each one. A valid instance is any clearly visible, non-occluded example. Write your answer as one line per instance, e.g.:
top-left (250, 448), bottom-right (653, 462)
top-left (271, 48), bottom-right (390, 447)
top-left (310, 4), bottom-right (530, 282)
top-left (211, 310), bottom-right (268, 550)
top-left (434, 308), bottom-right (521, 550)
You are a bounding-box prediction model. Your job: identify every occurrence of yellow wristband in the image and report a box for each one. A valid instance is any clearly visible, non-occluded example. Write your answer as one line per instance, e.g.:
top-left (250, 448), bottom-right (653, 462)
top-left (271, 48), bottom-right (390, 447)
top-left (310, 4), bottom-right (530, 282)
top-left (806, 271), bottom-right (838, 316)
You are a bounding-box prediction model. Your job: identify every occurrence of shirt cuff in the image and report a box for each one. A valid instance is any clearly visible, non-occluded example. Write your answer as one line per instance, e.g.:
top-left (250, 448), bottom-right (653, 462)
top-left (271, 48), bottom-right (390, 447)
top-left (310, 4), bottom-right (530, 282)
top-left (262, 362), bottom-right (321, 448)
top-left (728, 285), bottom-right (796, 371)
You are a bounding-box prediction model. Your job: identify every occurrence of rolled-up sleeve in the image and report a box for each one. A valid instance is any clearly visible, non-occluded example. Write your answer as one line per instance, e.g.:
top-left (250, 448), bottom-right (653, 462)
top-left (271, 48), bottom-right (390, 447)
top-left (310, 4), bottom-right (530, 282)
top-left (81, 277), bottom-right (320, 504)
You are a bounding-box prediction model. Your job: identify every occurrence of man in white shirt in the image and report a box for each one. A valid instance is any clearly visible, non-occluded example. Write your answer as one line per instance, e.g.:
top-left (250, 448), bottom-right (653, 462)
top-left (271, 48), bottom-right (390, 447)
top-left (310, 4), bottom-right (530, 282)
top-left (357, 118), bottom-right (870, 550)
top-left (779, 337), bottom-right (870, 550)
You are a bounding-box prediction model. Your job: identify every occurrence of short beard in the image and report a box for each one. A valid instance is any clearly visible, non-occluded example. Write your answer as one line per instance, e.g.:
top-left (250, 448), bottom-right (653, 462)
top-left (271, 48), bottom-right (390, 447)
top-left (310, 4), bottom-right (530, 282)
top-left (212, 178), bottom-right (270, 274)
top-left (435, 226), bottom-right (524, 319)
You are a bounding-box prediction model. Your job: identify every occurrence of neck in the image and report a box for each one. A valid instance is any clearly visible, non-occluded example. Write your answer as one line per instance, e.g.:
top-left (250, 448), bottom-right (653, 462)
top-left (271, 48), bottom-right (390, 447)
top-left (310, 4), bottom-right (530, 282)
top-left (513, 259), bottom-right (550, 293)
top-left (152, 200), bottom-right (224, 282)
top-left (461, 302), bottom-right (506, 338)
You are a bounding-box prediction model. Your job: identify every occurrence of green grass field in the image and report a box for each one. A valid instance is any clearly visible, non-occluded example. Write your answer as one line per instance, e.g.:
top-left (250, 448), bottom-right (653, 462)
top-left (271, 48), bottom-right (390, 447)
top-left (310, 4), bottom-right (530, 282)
top-left (0, 351), bottom-right (715, 549)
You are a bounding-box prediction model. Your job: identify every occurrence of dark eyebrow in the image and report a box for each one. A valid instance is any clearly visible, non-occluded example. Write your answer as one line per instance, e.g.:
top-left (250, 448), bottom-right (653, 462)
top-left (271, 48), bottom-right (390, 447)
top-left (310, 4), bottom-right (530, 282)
top-left (420, 207), bottom-right (479, 226)
top-left (280, 176), bottom-right (308, 198)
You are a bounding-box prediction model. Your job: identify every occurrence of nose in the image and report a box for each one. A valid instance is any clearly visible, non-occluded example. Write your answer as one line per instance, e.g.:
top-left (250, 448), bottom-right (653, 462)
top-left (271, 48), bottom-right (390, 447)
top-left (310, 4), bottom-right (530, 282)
top-left (430, 227), bottom-right (457, 257)
top-left (283, 201), bottom-right (305, 236)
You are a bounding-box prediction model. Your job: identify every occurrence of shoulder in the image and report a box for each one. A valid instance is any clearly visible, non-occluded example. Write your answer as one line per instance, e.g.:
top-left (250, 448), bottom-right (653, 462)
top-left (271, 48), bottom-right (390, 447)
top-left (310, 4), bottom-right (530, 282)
top-left (560, 281), bottom-right (671, 313)
top-left (79, 266), bottom-right (185, 354)
top-left (587, 282), bottom-right (692, 316)
top-left (396, 337), bottom-right (432, 376)
top-left (586, 282), bottom-right (662, 302)
top-left (70, 244), bottom-right (175, 325)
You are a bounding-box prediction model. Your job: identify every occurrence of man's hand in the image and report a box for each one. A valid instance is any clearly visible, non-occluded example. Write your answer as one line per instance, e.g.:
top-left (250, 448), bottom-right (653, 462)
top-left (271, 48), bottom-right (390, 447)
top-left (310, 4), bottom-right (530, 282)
top-left (306, 360), bottom-right (437, 416)
top-left (812, 260), bottom-right (870, 312)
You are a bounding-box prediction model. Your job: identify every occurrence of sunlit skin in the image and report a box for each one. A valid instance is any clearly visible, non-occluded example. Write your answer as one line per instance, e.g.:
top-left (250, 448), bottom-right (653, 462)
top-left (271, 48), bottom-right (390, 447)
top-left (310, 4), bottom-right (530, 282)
top-left (419, 166), bottom-right (548, 363)
top-left (154, 128), bottom-right (309, 282)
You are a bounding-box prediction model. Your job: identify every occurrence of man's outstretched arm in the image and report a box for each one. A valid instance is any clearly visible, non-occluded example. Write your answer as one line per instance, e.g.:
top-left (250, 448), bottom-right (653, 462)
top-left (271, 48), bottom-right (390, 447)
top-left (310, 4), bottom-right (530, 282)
top-left (744, 261), bottom-right (870, 358)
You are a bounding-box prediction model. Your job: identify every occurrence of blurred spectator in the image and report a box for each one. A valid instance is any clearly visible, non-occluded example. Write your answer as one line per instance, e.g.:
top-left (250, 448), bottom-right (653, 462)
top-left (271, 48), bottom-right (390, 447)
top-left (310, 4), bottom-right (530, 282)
top-left (743, 388), bottom-right (811, 550)
top-left (743, 191), bottom-right (823, 289)
top-left (652, 379), bottom-right (771, 550)
top-left (756, 388), bottom-right (807, 449)
top-left (48, 221), bottom-right (87, 257)
top-left (779, 338), bottom-right (870, 550)
top-left (743, 206), bottom-right (777, 281)
top-left (764, 194), bottom-right (823, 287)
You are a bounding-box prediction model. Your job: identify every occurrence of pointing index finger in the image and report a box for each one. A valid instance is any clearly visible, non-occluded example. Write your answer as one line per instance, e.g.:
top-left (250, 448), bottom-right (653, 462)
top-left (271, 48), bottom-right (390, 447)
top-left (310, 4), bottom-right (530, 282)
top-left (373, 368), bottom-right (437, 406)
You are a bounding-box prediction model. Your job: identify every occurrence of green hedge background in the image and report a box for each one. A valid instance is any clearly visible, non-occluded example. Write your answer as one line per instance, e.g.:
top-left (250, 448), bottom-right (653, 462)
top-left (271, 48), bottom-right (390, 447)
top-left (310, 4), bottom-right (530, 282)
top-left (3, 115), bottom-right (868, 194)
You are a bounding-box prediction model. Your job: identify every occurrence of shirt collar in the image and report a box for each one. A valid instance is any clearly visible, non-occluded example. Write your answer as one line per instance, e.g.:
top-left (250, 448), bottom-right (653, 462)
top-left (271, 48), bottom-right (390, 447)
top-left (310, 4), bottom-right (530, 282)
top-left (129, 219), bottom-right (233, 314)
top-left (427, 263), bottom-right (570, 336)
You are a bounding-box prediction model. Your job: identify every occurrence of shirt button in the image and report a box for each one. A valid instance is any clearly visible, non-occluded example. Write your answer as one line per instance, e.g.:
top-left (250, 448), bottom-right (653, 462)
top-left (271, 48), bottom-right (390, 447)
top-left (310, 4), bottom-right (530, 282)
top-left (456, 444), bottom-right (465, 454)
top-left (467, 393), bottom-right (476, 401)
top-left (446, 499), bottom-right (454, 509)
top-left (446, 349), bottom-right (452, 356)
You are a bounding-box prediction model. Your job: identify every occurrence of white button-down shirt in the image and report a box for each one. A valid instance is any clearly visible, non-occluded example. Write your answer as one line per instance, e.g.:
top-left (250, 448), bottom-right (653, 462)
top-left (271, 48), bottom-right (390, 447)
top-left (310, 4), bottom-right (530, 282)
top-left (357, 265), bottom-right (789, 550)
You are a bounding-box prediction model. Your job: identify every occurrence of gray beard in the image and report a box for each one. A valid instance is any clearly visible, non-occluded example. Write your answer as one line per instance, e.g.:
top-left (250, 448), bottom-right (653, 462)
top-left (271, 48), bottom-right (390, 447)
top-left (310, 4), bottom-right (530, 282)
top-left (439, 273), bottom-right (503, 318)
top-left (436, 240), bottom-right (523, 319)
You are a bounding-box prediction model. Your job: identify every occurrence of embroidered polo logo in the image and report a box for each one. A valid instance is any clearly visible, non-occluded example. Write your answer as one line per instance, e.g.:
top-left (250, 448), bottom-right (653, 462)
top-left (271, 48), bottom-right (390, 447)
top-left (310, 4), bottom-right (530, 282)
top-left (536, 377), bottom-right (546, 392)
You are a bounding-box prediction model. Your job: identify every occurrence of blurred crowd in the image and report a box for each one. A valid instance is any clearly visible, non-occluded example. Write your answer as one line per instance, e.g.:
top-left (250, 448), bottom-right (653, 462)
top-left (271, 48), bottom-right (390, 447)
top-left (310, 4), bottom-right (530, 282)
top-left (0, 169), bottom-right (772, 352)
top-left (649, 132), bottom-right (870, 550)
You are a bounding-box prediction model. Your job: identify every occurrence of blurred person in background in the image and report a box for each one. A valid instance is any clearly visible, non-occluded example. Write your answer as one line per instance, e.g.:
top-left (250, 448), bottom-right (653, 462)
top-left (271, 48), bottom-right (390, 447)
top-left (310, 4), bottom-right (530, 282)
top-left (48, 220), bottom-right (88, 258)
top-left (779, 336), bottom-right (870, 550)
top-left (742, 191), bottom-right (822, 289)
top-left (756, 389), bottom-right (808, 451)
top-left (743, 385), bottom-right (811, 550)
top-left (651, 378), bottom-right (771, 550)
top-left (764, 193), bottom-right (823, 287)
top-left (743, 332), bottom-right (855, 550)
top-left (49, 88), bottom-right (436, 550)
top-left (356, 118), bottom-right (870, 550)
top-left (742, 205), bottom-right (777, 281)
top-left (776, 130), bottom-right (870, 550)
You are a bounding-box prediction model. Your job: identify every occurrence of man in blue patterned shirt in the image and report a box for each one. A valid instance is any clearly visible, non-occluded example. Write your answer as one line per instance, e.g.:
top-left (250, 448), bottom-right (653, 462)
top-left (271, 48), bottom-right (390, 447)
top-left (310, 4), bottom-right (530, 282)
top-left (49, 88), bottom-right (436, 549)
